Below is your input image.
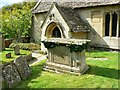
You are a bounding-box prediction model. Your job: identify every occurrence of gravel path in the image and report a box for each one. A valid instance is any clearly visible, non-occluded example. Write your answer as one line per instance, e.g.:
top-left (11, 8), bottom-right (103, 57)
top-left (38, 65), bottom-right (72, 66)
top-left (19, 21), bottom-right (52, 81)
top-left (29, 53), bottom-right (47, 66)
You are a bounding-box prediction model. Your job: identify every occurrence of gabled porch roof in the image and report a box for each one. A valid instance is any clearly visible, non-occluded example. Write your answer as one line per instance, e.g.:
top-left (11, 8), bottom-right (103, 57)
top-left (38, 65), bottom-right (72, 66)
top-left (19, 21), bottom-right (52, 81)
top-left (42, 3), bottom-right (90, 33)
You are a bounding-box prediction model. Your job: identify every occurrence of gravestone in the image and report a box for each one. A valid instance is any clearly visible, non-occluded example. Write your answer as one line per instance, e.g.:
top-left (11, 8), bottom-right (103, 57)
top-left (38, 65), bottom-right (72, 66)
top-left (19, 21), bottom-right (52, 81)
top-left (0, 34), bottom-right (5, 51)
top-left (0, 63), bottom-right (2, 89)
top-left (14, 56), bottom-right (31, 80)
top-left (2, 63), bottom-right (21, 88)
top-left (5, 39), bottom-right (12, 48)
top-left (25, 53), bottom-right (32, 61)
top-left (14, 45), bottom-right (20, 55)
top-left (6, 53), bottom-right (11, 58)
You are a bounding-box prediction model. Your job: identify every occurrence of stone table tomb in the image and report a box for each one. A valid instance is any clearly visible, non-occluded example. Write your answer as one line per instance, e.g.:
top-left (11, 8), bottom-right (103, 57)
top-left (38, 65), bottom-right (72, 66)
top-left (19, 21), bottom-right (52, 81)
top-left (42, 38), bottom-right (90, 75)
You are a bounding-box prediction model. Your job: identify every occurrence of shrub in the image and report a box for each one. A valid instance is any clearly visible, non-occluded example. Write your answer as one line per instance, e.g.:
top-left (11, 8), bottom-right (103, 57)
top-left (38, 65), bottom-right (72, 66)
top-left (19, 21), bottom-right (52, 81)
top-left (9, 43), bottom-right (17, 48)
top-left (9, 43), bottom-right (41, 50)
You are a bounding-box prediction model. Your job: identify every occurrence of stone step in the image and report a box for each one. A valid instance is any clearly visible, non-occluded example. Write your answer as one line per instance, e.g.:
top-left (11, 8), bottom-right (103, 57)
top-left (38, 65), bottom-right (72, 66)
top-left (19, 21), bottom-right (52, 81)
top-left (44, 62), bottom-right (89, 75)
top-left (43, 66), bottom-right (81, 75)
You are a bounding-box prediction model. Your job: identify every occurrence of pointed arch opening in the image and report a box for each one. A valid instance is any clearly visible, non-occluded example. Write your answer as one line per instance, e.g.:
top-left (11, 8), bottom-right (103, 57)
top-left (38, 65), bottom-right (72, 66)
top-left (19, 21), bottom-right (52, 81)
top-left (45, 22), bottom-right (63, 38)
top-left (105, 13), bottom-right (110, 36)
top-left (112, 12), bottom-right (117, 37)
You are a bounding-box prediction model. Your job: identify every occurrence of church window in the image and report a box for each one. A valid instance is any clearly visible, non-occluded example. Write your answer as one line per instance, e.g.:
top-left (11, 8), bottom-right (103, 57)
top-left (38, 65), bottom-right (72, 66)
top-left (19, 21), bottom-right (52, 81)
top-left (112, 12), bottom-right (117, 37)
top-left (105, 13), bottom-right (110, 36)
top-left (104, 12), bottom-right (119, 37)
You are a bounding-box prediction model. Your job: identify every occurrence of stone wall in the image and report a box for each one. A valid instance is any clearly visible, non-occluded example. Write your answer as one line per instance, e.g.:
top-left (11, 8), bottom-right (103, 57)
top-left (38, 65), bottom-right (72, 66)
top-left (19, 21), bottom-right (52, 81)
top-left (71, 32), bottom-right (87, 39)
top-left (76, 5), bottom-right (120, 49)
top-left (31, 13), bottom-right (46, 43)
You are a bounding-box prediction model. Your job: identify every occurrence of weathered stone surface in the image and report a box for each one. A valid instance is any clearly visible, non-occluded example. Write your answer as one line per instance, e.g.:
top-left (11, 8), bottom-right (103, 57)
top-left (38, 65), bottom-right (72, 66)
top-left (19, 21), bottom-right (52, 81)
top-left (6, 53), bottom-right (11, 58)
top-left (2, 63), bottom-right (21, 88)
top-left (25, 53), bottom-right (32, 61)
top-left (14, 45), bottom-right (20, 55)
top-left (44, 43), bottom-right (89, 75)
top-left (0, 63), bottom-right (2, 89)
top-left (5, 39), bottom-right (12, 48)
top-left (14, 56), bottom-right (31, 80)
top-left (49, 46), bottom-right (71, 66)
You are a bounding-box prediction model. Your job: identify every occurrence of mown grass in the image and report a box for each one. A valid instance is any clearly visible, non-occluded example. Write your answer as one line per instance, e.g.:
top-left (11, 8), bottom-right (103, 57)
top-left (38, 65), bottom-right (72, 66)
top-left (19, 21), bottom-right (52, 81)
top-left (15, 50), bottom-right (119, 88)
top-left (0, 48), bottom-right (31, 63)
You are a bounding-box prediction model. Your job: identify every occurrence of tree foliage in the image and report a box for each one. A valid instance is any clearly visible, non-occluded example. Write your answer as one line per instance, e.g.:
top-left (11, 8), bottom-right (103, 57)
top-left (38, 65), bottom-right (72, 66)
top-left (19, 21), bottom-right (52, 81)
top-left (0, 2), bottom-right (36, 42)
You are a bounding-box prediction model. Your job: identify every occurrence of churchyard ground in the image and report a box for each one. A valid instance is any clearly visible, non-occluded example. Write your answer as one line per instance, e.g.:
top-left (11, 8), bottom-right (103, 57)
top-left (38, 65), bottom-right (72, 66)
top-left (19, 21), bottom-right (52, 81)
top-left (14, 49), bottom-right (119, 88)
top-left (0, 48), bottom-right (31, 64)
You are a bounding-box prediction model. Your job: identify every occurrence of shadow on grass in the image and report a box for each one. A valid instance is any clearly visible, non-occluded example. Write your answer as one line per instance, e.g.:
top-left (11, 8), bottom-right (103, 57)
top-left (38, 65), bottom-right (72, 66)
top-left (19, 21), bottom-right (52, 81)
top-left (85, 65), bottom-right (119, 79)
top-left (6, 57), bottom-right (14, 59)
top-left (28, 57), bottom-right (38, 65)
top-left (18, 54), bottom-right (26, 55)
top-left (3, 49), bottom-right (13, 51)
top-left (15, 60), bottom-right (46, 88)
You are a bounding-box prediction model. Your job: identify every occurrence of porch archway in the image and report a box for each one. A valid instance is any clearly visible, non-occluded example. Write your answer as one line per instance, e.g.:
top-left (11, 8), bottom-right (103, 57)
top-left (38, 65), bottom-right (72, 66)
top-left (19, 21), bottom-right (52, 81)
top-left (45, 22), bottom-right (63, 38)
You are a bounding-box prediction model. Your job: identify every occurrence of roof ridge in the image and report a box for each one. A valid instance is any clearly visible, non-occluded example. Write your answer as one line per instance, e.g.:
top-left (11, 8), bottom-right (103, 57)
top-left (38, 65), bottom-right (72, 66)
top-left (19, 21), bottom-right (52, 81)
top-left (32, 1), bottom-right (120, 13)
top-left (31, 0), bottom-right (42, 11)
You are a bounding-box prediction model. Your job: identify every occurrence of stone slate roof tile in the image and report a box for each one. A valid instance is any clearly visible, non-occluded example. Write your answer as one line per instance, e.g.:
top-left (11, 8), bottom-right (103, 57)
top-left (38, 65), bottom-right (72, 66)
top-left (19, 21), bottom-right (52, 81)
top-left (74, 1), bottom-right (120, 8)
top-left (32, 2), bottom-right (86, 13)
top-left (56, 4), bottom-right (89, 32)
top-left (33, 2), bottom-right (51, 13)
top-left (32, 0), bottom-right (120, 13)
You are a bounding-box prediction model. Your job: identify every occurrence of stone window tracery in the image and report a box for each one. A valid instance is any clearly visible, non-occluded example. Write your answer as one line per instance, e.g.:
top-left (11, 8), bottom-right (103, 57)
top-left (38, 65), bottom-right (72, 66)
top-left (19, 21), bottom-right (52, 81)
top-left (104, 11), bottom-right (119, 37)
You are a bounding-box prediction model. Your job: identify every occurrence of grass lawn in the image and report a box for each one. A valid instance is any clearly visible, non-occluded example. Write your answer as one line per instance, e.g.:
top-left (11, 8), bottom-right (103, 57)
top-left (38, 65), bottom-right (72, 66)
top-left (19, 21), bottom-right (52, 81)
top-left (0, 48), bottom-right (31, 63)
top-left (15, 49), bottom-right (119, 88)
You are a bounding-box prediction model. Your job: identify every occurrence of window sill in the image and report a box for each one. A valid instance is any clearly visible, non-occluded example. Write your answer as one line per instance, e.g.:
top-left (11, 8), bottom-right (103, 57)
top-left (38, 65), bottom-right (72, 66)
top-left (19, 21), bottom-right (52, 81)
top-left (103, 36), bottom-right (119, 38)
top-left (103, 36), bottom-right (120, 39)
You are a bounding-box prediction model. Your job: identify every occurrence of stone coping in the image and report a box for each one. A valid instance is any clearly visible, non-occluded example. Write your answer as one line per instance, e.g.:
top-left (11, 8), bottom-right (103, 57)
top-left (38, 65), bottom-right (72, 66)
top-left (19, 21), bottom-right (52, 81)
top-left (42, 38), bottom-right (91, 45)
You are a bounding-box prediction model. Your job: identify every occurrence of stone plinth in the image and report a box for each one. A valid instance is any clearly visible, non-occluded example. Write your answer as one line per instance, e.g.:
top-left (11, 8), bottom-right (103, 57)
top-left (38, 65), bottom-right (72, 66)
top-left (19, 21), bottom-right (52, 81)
top-left (42, 38), bottom-right (90, 75)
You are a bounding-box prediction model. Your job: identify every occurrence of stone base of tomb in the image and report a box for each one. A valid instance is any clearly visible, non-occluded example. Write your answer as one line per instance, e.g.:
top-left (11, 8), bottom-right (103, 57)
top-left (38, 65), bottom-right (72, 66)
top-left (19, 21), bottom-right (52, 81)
top-left (43, 61), bottom-right (89, 75)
